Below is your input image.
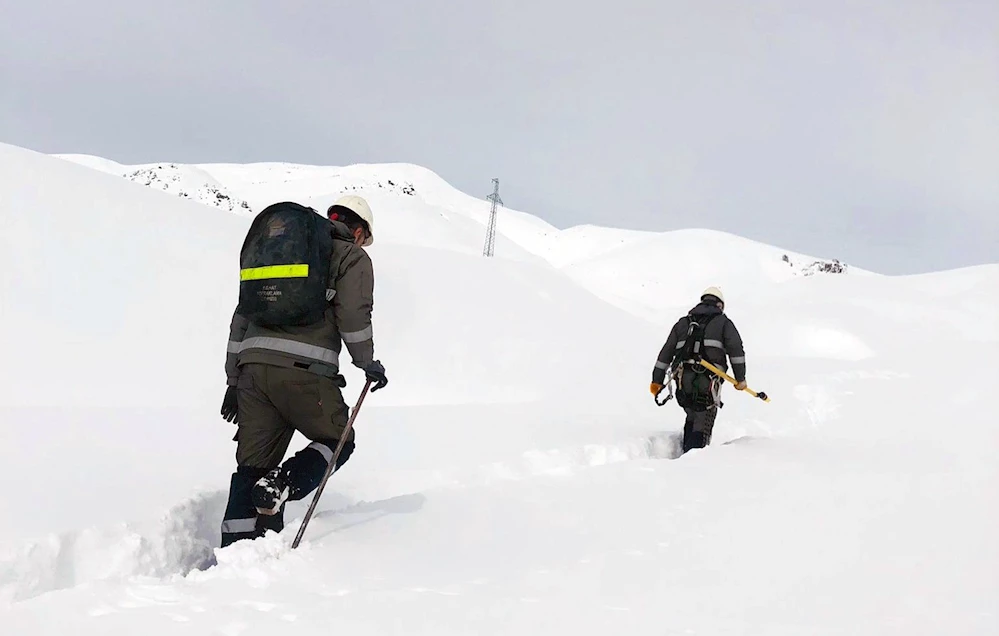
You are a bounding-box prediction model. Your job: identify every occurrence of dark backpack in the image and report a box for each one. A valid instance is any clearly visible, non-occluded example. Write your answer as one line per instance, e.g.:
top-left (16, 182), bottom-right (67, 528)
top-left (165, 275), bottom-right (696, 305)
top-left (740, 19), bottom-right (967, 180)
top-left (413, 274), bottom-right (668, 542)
top-left (237, 202), bottom-right (334, 327)
top-left (675, 313), bottom-right (719, 369)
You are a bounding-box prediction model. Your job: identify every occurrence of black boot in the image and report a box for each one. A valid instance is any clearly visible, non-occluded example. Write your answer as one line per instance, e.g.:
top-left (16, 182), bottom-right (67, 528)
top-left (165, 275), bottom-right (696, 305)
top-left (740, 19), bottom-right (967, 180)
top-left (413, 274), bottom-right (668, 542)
top-left (252, 467), bottom-right (290, 515)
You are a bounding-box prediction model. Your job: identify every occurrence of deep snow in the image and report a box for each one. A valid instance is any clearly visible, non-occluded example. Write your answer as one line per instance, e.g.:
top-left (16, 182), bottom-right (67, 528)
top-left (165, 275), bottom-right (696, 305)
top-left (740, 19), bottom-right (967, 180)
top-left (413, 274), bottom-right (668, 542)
top-left (1, 142), bottom-right (996, 634)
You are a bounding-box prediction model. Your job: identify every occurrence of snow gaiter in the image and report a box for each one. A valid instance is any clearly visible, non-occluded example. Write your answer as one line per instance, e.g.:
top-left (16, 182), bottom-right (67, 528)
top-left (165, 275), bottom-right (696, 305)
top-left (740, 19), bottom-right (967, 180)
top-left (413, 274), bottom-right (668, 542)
top-left (220, 466), bottom-right (270, 547)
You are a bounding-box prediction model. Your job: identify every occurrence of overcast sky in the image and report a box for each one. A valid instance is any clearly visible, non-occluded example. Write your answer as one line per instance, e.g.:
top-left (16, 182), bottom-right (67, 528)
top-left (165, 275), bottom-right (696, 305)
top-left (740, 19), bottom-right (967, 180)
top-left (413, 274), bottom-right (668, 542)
top-left (2, 0), bottom-right (996, 274)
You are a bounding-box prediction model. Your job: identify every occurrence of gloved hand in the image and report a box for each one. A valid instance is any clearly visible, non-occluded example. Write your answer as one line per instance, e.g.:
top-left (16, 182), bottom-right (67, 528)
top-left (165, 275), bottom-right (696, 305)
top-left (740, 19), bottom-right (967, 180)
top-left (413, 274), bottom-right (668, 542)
top-left (364, 360), bottom-right (388, 392)
top-left (650, 382), bottom-right (664, 396)
top-left (221, 386), bottom-right (239, 423)
top-left (734, 380), bottom-right (748, 391)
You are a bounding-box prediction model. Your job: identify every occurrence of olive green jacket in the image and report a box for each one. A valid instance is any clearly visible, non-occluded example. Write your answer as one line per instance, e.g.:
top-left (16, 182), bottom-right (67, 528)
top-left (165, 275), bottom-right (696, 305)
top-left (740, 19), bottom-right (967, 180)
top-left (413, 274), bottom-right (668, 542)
top-left (226, 220), bottom-right (375, 384)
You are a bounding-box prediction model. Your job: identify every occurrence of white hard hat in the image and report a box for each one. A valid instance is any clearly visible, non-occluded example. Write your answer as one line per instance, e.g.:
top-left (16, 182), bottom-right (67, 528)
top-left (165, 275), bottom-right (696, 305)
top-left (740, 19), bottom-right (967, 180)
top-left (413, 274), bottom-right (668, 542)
top-left (701, 286), bottom-right (725, 304)
top-left (330, 195), bottom-right (375, 247)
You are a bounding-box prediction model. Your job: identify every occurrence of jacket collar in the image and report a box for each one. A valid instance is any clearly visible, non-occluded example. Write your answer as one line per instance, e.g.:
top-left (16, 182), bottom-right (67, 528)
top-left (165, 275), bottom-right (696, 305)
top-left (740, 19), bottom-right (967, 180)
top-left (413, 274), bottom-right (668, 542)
top-left (329, 219), bottom-right (356, 243)
top-left (689, 301), bottom-right (723, 318)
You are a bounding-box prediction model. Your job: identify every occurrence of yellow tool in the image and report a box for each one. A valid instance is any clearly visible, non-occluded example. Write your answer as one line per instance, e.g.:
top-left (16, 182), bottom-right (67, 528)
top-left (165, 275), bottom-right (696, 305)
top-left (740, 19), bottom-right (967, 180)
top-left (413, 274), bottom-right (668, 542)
top-left (698, 359), bottom-right (771, 402)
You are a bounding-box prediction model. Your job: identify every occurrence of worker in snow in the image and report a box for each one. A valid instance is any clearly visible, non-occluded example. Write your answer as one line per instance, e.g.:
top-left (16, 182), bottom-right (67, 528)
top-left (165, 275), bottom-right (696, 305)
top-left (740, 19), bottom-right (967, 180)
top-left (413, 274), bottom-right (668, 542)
top-left (650, 286), bottom-right (747, 454)
top-left (218, 194), bottom-right (388, 548)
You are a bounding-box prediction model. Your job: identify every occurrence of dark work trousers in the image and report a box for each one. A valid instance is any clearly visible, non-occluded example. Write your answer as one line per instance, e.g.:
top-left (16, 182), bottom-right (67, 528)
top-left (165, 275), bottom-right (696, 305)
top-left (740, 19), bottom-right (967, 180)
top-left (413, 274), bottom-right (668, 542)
top-left (220, 363), bottom-right (355, 547)
top-left (682, 406), bottom-right (719, 452)
top-left (677, 366), bottom-right (722, 453)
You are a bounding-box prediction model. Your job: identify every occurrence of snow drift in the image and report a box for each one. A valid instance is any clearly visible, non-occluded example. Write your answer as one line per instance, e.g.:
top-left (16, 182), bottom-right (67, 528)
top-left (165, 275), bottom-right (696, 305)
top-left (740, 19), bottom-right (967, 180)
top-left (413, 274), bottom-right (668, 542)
top-left (1, 142), bottom-right (996, 635)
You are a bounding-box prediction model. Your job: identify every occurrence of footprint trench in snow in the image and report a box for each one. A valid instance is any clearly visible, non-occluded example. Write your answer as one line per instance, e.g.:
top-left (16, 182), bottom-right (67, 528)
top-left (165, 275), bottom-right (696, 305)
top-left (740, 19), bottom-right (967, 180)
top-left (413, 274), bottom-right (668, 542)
top-left (11, 425), bottom-right (780, 622)
top-left (1, 432), bottom-right (687, 606)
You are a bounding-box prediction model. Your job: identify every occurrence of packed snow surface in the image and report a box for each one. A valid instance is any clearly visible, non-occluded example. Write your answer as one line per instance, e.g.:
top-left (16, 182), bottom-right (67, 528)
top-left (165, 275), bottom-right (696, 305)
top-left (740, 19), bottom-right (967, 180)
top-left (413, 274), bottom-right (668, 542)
top-left (1, 143), bottom-right (996, 634)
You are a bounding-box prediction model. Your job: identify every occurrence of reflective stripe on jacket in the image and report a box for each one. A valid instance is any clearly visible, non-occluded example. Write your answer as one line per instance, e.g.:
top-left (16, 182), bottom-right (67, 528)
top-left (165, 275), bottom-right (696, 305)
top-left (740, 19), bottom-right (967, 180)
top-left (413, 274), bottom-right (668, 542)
top-left (225, 221), bottom-right (375, 384)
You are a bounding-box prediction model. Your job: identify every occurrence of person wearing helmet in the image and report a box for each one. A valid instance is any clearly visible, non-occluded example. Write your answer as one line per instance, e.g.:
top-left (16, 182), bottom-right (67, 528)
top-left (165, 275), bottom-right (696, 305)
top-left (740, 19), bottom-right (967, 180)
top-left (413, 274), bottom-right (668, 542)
top-left (326, 194), bottom-right (375, 248)
top-left (649, 286), bottom-right (747, 453)
top-left (218, 194), bottom-right (387, 547)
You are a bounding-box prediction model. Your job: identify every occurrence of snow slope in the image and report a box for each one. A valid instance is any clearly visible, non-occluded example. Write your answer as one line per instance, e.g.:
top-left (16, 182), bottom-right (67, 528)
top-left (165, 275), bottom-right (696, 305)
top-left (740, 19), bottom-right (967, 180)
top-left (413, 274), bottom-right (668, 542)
top-left (0, 141), bottom-right (663, 531)
top-left (59, 154), bottom-right (862, 323)
top-left (2, 143), bottom-right (997, 634)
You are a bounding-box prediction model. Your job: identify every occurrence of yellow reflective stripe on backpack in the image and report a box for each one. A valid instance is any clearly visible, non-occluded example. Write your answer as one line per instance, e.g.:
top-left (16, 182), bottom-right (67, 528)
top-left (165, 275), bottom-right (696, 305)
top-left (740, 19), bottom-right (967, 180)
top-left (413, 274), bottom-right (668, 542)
top-left (240, 264), bottom-right (310, 281)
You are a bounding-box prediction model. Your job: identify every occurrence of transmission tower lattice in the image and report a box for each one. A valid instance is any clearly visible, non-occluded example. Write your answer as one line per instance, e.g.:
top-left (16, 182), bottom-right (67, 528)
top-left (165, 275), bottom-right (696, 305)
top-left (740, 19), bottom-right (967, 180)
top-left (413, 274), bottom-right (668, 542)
top-left (482, 178), bottom-right (503, 257)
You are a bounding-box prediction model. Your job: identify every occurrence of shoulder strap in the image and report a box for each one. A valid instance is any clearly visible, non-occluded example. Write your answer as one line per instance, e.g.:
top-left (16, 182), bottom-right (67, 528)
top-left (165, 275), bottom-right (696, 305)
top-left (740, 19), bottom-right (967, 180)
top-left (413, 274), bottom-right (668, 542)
top-left (685, 313), bottom-right (721, 362)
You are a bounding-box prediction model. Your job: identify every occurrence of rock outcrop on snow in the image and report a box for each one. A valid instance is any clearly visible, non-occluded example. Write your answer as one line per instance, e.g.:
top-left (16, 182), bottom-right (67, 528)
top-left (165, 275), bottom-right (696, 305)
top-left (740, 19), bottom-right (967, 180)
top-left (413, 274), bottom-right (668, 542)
top-left (123, 164), bottom-right (253, 215)
top-left (782, 253), bottom-right (848, 276)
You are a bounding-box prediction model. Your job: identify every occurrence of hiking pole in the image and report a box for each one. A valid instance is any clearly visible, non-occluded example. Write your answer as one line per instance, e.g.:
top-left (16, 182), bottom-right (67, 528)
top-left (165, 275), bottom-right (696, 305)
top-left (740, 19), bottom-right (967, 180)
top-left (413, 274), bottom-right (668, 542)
top-left (291, 379), bottom-right (373, 549)
top-left (698, 359), bottom-right (771, 402)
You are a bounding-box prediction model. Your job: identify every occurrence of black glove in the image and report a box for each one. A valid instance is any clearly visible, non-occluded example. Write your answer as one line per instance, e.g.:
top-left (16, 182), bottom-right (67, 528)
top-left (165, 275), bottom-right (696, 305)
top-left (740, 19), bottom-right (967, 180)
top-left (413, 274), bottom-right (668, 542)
top-left (221, 386), bottom-right (239, 423)
top-left (364, 360), bottom-right (388, 392)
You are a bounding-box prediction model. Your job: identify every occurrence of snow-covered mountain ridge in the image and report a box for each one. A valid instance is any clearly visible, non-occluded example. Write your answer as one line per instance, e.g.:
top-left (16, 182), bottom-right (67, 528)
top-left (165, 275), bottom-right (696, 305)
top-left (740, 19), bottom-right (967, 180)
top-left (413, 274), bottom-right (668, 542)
top-left (57, 153), bottom-right (855, 282)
